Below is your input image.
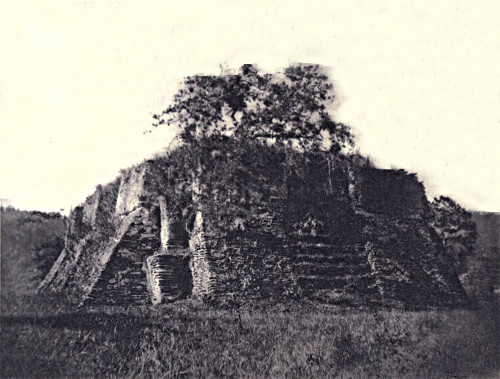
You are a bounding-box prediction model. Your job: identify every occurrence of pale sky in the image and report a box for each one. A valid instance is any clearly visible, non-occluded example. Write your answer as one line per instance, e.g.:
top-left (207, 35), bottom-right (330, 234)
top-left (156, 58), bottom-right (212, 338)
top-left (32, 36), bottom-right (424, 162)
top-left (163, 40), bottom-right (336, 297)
top-left (0, 1), bottom-right (498, 213)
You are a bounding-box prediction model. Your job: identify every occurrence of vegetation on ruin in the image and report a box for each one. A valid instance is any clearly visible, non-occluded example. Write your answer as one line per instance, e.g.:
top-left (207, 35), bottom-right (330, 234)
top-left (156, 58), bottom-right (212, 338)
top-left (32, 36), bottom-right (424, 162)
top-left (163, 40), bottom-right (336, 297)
top-left (150, 64), bottom-right (480, 274)
top-left (152, 64), bottom-right (354, 154)
top-left (2, 64), bottom-right (498, 377)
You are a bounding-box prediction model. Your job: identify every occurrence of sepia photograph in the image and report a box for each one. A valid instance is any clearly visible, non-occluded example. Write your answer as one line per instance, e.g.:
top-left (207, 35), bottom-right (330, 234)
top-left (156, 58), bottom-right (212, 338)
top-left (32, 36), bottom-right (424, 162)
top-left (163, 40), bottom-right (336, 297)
top-left (1, 1), bottom-right (498, 378)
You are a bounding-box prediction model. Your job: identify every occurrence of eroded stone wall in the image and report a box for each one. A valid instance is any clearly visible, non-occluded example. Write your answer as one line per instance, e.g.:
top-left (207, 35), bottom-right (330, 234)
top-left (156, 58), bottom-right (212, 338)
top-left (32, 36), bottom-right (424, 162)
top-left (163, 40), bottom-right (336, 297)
top-left (189, 211), bottom-right (213, 298)
top-left (40, 145), bottom-right (468, 308)
top-left (38, 168), bottom-right (160, 304)
top-left (86, 207), bottom-right (161, 305)
top-left (115, 166), bottom-right (147, 215)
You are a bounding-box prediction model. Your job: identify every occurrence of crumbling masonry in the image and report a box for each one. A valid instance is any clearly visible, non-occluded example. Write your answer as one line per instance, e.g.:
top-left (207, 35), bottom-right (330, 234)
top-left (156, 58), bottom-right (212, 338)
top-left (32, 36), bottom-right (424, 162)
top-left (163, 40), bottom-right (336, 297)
top-left (38, 146), bottom-right (468, 308)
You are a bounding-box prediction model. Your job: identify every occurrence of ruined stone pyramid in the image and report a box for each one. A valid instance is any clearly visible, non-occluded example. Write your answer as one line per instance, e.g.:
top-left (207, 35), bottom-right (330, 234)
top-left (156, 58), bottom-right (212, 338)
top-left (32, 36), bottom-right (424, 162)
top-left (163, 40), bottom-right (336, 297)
top-left (39, 141), bottom-right (468, 308)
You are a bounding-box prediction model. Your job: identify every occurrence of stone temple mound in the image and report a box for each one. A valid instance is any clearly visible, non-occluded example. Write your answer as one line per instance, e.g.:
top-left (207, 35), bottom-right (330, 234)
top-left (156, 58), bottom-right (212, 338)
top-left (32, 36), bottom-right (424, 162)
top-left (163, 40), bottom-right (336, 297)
top-left (38, 141), bottom-right (468, 309)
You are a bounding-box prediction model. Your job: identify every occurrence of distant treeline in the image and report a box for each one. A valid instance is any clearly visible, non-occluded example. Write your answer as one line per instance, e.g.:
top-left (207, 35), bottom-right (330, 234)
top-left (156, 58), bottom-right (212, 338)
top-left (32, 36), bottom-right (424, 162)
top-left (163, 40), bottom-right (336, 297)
top-left (462, 212), bottom-right (500, 303)
top-left (1, 207), bottom-right (65, 295)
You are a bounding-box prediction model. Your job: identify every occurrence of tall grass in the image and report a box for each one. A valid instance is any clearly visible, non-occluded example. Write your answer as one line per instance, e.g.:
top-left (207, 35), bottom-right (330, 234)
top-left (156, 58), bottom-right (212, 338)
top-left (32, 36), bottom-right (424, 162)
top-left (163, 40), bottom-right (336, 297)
top-left (1, 296), bottom-right (498, 378)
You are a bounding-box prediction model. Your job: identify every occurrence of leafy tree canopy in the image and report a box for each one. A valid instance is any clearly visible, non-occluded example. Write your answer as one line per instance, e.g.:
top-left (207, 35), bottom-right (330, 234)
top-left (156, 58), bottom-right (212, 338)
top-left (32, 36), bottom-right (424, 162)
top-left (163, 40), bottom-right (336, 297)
top-left (153, 64), bottom-right (354, 154)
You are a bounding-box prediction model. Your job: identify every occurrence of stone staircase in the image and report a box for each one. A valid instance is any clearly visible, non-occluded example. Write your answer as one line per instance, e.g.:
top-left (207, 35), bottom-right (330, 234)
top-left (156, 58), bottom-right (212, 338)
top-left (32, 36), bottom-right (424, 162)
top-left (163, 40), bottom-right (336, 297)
top-left (290, 237), bottom-right (380, 304)
top-left (146, 252), bottom-right (193, 304)
top-left (85, 208), bottom-right (161, 305)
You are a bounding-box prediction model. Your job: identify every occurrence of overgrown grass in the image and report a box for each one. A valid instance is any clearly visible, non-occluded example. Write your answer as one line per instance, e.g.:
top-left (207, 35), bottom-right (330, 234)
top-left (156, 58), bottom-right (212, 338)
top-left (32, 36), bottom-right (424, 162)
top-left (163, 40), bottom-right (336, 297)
top-left (1, 296), bottom-right (498, 378)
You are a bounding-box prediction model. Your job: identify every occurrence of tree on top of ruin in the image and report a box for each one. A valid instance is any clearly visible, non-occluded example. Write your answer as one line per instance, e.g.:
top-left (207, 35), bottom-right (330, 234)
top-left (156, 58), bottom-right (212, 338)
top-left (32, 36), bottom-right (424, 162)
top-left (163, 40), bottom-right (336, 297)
top-left (152, 64), bottom-right (354, 154)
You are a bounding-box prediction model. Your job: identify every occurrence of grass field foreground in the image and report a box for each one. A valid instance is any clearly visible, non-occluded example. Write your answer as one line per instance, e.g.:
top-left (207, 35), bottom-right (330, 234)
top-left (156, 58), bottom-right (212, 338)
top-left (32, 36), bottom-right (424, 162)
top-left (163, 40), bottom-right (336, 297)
top-left (1, 296), bottom-right (498, 378)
